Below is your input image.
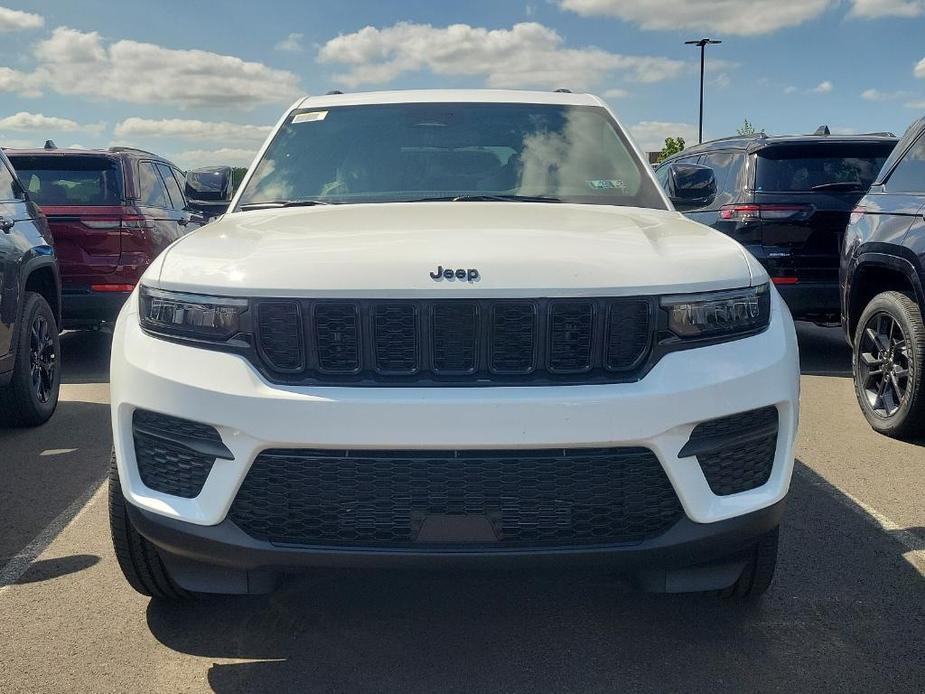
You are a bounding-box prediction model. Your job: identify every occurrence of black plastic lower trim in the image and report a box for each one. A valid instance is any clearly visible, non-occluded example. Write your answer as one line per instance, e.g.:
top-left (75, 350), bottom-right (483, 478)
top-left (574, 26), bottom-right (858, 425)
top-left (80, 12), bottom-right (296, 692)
top-left (128, 498), bottom-right (786, 574)
top-left (775, 281), bottom-right (840, 321)
top-left (62, 290), bottom-right (131, 327)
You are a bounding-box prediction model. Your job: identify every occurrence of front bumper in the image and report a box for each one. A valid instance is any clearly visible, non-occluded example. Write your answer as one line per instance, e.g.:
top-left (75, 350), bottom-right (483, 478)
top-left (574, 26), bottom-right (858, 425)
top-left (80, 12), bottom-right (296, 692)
top-left (128, 496), bottom-right (786, 593)
top-left (111, 287), bottom-right (799, 574)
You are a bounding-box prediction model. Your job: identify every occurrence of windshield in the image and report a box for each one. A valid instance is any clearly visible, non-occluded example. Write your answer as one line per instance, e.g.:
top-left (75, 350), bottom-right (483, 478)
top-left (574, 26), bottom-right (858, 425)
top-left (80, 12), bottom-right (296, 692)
top-left (8, 155), bottom-right (124, 205)
top-left (755, 143), bottom-right (895, 193)
top-left (237, 102), bottom-right (667, 209)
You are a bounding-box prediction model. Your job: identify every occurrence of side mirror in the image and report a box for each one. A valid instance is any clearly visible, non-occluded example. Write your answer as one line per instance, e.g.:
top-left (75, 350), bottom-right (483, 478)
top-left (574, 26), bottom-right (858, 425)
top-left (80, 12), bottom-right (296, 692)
top-left (184, 166), bottom-right (234, 220)
top-left (666, 163), bottom-right (716, 209)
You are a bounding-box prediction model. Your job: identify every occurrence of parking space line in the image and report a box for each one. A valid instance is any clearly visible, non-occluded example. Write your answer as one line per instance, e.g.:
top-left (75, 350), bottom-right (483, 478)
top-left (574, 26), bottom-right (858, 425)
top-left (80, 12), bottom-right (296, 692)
top-left (795, 467), bottom-right (925, 574)
top-left (0, 480), bottom-right (106, 592)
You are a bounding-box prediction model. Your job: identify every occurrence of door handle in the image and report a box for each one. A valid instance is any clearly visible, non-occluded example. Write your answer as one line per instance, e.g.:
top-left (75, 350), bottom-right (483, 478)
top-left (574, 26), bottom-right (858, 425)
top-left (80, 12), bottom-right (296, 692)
top-left (0, 216), bottom-right (13, 233)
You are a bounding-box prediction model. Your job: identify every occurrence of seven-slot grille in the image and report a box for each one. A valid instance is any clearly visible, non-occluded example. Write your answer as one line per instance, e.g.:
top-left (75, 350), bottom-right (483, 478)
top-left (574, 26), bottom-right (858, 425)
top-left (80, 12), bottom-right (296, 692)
top-left (252, 298), bottom-right (653, 385)
top-left (227, 447), bottom-right (683, 548)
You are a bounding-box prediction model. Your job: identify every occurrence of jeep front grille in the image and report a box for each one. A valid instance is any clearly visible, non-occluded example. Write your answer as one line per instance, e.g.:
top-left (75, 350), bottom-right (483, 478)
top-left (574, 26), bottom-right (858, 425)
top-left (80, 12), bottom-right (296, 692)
top-left (251, 297), bottom-right (654, 386)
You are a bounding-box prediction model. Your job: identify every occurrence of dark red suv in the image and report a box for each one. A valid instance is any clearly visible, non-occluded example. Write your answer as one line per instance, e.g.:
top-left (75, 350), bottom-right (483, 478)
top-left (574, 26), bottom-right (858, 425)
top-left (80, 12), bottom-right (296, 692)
top-left (6, 146), bottom-right (203, 328)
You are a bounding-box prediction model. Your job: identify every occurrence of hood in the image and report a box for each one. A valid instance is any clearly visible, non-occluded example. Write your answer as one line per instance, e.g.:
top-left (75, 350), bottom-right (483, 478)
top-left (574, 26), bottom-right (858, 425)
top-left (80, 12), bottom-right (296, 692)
top-left (152, 202), bottom-right (755, 298)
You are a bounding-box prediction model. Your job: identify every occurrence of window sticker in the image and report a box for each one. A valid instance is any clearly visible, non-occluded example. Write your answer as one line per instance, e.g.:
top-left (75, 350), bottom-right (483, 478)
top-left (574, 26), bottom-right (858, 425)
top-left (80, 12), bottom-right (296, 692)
top-left (587, 179), bottom-right (626, 191)
top-left (292, 111), bottom-right (328, 124)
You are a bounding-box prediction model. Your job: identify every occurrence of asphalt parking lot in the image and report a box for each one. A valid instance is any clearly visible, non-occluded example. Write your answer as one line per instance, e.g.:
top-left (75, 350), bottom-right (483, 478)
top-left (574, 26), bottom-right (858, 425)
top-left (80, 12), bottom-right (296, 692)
top-left (0, 325), bottom-right (922, 693)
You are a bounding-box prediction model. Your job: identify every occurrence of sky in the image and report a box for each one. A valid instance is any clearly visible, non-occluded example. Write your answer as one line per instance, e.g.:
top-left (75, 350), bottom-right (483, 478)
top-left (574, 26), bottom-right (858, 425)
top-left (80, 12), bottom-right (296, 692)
top-left (0, 0), bottom-right (923, 168)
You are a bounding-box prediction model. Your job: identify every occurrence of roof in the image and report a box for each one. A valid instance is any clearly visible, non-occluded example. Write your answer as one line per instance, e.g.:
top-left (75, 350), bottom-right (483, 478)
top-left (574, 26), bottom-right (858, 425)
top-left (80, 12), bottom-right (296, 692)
top-left (295, 89), bottom-right (603, 109)
top-left (661, 131), bottom-right (899, 164)
top-left (3, 146), bottom-right (171, 162)
top-left (4, 147), bottom-right (120, 157)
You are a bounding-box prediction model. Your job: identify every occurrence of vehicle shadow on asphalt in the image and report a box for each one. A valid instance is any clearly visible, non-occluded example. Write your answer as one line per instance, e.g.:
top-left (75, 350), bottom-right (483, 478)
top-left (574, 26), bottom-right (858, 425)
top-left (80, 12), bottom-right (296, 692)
top-left (12, 554), bottom-right (100, 584)
top-left (0, 400), bottom-right (110, 568)
top-left (144, 464), bottom-right (924, 694)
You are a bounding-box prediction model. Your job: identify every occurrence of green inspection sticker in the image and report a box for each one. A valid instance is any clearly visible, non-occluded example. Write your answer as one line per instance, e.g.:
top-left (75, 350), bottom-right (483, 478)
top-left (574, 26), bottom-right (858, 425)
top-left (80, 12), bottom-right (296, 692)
top-left (587, 179), bottom-right (625, 190)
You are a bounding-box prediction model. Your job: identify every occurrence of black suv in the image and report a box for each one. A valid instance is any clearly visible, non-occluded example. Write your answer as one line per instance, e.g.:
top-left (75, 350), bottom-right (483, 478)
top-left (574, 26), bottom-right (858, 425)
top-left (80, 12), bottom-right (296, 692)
top-left (0, 147), bottom-right (61, 426)
top-left (841, 116), bottom-right (925, 438)
top-left (657, 129), bottom-right (898, 323)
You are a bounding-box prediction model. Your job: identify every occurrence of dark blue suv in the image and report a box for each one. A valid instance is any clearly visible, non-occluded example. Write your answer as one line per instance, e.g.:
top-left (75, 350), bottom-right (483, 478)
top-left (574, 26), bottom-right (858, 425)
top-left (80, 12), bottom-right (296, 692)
top-left (841, 116), bottom-right (925, 438)
top-left (658, 130), bottom-right (897, 324)
top-left (0, 147), bottom-right (62, 426)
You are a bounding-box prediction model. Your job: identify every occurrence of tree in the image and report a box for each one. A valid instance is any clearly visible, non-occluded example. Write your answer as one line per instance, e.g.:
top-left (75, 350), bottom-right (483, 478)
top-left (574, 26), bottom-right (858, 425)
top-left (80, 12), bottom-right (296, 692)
top-left (737, 118), bottom-right (765, 136)
top-left (657, 136), bottom-right (685, 163)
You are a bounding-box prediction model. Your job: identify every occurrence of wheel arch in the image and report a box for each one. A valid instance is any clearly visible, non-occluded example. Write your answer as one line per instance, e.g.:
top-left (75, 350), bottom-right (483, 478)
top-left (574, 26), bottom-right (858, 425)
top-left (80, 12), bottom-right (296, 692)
top-left (21, 255), bottom-right (62, 327)
top-left (848, 252), bottom-right (924, 339)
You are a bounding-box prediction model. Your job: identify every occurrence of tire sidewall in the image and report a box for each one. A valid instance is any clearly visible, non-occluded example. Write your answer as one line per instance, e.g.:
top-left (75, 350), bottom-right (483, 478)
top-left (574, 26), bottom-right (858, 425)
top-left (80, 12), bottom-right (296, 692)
top-left (852, 292), bottom-right (923, 435)
top-left (13, 292), bottom-right (61, 421)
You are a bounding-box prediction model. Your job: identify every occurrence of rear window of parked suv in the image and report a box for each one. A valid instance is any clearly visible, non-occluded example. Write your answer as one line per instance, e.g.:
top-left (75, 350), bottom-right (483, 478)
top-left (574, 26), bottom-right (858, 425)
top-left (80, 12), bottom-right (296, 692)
top-left (9, 155), bottom-right (123, 205)
top-left (755, 143), bottom-right (894, 192)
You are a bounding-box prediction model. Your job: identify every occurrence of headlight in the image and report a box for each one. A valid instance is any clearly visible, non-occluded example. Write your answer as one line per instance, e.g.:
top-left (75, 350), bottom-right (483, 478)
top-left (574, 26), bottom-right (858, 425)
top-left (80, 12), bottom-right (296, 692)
top-left (139, 285), bottom-right (248, 341)
top-left (661, 283), bottom-right (770, 339)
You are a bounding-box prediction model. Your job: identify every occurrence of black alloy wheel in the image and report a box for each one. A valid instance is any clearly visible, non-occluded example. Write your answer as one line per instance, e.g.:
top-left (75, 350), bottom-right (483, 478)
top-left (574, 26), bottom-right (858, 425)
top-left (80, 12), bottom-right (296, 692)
top-left (852, 291), bottom-right (925, 439)
top-left (30, 313), bottom-right (57, 404)
top-left (857, 311), bottom-right (910, 418)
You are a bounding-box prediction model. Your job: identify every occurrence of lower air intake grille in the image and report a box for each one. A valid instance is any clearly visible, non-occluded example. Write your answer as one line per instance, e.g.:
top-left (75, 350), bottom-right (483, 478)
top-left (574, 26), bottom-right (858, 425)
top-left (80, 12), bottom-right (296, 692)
top-left (132, 410), bottom-right (226, 498)
top-left (685, 406), bottom-right (779, 496)
top-left (228, 447), bottom-right (683, 548)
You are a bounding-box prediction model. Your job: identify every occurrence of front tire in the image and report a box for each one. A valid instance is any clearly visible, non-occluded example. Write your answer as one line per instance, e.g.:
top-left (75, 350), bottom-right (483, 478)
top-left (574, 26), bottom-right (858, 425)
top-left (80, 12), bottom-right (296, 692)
top-left (718, 525), bottom-right (779, 599)
top-left (108, 451), bottom-right (194, 600)
top-left (852, 291), bottom-right (925, 439)
top-left (0, 291), bottom-right (60, 427)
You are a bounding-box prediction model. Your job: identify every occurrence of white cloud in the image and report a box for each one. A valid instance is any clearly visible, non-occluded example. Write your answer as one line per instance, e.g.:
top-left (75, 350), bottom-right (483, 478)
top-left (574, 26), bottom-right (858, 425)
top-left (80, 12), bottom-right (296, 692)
top-left (784, 85), bottom-right (798, 94)
top-left (905, 99), bottom-right (925, 109)
top-left (861, 88), bottom-right (910, 101)
top-left (172, 147), bottom-right (258, 169)
top-left (602, 88), bottom-right (629, 98)
top-left (0, 111), bottom-right (103, 133)
top-left (0, 66), bottom-right (42, 97)
top-left (0, 137), bottom-right (39, 148)
top-left (0, 6), bottom-right (43, 32)
top-left (558, 0), bottom-right (834, 35)
top-left (628, 121), bottom-right (699, 152)
top-left (811, 80), bottom-right (833, 93)
top-left (317, 22), bottom-right (685, 89)
top-left (710, 73), bottom-right (731, 89)
top-left (849, 0), bottom-right (925, 18)
top-left (28, 27), bottom-right (301, 108)
top-left (114, 117), bottom-right (271, 143)
top-left (275, 32), bottom-right (304, 52)
top-left (916, 57), bottom-right (925, 79)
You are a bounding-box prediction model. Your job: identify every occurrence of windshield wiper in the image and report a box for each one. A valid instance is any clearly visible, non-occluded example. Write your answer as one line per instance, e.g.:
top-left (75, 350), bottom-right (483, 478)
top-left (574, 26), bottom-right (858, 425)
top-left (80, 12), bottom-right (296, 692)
top-left (407, 194), bottom-right (565, 203)
top-left (810, 182), bottom-right (864, 192)
top-left (239, 199), bottom-right (333, 211)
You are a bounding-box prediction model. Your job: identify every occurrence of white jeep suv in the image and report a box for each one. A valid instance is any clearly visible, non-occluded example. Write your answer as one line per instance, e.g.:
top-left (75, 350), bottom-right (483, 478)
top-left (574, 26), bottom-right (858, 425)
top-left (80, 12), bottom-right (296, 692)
top-left (109, 90), bottom-right (799, 599)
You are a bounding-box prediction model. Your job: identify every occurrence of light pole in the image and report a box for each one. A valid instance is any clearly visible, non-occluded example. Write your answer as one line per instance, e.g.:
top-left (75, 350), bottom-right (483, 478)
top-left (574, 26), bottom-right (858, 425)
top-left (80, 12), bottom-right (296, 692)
top-left (684, 38), bottom-right (721, 144)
